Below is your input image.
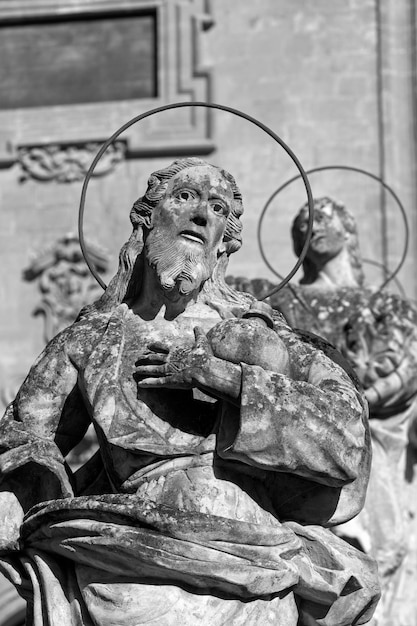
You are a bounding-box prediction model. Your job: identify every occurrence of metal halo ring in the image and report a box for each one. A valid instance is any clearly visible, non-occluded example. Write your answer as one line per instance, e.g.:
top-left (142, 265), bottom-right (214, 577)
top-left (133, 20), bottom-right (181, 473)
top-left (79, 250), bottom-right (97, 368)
top-left (362, 258), bottom-right (406, 297)
top-left (78, 101), bottom-right (314, 292)
top-left (257, 165), bottom-right (409, 295)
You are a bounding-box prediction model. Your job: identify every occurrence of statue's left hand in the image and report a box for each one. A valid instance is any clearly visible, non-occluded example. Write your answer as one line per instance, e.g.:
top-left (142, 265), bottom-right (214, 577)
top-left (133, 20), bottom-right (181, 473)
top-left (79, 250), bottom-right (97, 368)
top-left (135, 326), bottom-right (213, 389)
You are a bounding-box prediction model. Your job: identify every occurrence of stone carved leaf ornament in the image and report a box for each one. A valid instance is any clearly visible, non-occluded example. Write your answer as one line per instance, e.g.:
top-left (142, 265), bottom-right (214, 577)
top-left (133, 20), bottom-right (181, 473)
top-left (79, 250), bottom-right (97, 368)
top-left (23, 234), bottom-right (110, 343)
top-left (18, 141), bottom-right (126, 183)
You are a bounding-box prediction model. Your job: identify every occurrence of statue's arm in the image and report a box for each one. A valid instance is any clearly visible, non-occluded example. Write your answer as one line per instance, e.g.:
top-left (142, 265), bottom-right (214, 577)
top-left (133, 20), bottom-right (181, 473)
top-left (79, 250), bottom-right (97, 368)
top-left (4, 310), bottom-right (109, 460)
top-left (216, 343), bottom-right (369, 490)
top-left (0, 327), bottom-right (91, 532)
top-left (11, 329), bottom-right (84, 451)
top-left (136, 326), bottom-right (243, 402)
top-left (136, 325), bottom-right (368, 487)
top-left (135, 321), bottom-right (368, 485)
top-left (135, 323), bottom-right (370, 521)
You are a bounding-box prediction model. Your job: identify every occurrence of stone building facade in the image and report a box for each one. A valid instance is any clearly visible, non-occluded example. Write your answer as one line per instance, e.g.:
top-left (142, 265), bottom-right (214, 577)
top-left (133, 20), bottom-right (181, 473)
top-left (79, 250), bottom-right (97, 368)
top-left (0, 0), bottom-right (416, 623)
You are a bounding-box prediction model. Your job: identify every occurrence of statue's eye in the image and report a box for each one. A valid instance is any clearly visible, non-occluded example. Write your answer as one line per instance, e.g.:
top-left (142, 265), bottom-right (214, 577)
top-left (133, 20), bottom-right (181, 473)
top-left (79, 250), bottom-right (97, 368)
top-left (210, 200), bottom-right (228, 216)
top-left (176, 189), bottom-right (196, 202)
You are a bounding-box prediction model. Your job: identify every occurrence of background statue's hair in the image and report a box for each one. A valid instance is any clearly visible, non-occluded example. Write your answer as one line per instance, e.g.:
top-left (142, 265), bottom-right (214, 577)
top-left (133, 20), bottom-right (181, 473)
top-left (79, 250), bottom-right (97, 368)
top-left (85, 158), bottom-right (245, 314)
top-left (292, 196), bottom-right (365, 286)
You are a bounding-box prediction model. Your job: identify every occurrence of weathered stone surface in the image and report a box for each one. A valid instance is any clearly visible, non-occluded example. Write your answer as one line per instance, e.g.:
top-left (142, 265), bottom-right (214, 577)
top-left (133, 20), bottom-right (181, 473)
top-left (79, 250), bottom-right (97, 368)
top-left (229, 196), bottom-right (417, 625)
top-left (0, 163), bottom-right (379, 625)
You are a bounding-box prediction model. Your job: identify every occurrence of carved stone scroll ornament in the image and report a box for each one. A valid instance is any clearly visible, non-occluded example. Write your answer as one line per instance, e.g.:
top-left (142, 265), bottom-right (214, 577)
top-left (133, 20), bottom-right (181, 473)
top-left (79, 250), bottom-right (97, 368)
top-left (17, 141), bottom-right (126, 183)
top-left (23, 233), bottom-right (109, 344)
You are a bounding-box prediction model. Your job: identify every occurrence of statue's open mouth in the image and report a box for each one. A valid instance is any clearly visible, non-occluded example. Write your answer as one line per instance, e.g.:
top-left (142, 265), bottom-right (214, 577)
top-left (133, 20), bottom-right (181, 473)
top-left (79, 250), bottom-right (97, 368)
top-left (180, 230), bottom-right (206, 244)
top-left (310, 234), bottom-right (325, 244)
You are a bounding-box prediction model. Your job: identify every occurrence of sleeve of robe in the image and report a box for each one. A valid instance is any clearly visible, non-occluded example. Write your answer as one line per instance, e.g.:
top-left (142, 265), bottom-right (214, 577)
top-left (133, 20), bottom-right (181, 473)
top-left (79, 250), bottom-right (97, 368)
top-left (217, 328), bottom-right (371, 527)
top-left (0, 314), bottom-right (105, 546)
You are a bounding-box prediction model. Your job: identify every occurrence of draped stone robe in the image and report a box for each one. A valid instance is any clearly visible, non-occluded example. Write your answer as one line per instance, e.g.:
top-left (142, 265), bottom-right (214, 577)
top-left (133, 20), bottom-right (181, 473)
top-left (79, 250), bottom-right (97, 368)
top-left (0, 302), bottom-right (380, 625)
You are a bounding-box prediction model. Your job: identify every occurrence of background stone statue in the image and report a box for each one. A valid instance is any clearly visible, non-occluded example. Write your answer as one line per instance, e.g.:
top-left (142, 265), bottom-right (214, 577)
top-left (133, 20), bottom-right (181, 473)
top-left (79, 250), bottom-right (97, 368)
top-left (0, 162), bottom-right (379, 626)
top-left (269, 196), bottom-right (417, 625)
top-left (23, 233), bottom-right (110, 344)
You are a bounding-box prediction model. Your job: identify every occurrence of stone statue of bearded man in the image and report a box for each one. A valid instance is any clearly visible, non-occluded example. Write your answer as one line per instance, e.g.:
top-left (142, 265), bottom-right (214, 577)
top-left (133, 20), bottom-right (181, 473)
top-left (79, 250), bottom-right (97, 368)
top-left (0, 159), bottom-right (379, 626)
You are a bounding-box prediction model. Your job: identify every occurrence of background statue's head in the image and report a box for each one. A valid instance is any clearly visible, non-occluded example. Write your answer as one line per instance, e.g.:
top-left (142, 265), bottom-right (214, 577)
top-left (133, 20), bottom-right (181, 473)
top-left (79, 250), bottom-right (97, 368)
top-left (94, 158), bottom-right (248, 312)
top-left (292, 196), bottom-right (364, 286)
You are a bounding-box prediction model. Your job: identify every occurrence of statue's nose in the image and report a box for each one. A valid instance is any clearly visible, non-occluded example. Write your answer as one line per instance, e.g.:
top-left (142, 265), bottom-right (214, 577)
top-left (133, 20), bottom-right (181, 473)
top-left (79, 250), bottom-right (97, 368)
top-left (312, 218), bottom-right (324, 235)
top-left (190, 201), bottom-right (208, 226)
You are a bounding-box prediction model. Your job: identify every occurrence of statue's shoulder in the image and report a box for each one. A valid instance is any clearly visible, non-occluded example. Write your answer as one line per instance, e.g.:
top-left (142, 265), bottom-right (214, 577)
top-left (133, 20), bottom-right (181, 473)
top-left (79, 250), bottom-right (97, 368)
top-left (43, 305), bottom-right (115, 365)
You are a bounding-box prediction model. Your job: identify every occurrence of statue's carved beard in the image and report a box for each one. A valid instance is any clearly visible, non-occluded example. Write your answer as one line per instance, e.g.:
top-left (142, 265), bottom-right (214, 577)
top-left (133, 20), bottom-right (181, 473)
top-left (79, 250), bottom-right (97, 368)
top-left (145, 228), bottom-right (218, 295)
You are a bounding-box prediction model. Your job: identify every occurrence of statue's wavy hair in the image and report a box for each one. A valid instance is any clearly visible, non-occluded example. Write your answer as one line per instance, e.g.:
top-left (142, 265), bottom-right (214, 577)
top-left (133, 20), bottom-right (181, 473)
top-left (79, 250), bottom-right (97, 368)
top-left (87, 158), bottom-right (254, 315)
top-left (292, 196), bottom-right (365, 286)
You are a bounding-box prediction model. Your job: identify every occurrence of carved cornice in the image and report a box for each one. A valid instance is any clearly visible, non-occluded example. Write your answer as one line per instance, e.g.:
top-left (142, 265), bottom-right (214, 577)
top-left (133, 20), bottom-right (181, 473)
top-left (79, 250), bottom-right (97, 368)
top-left (17, 141), bottom-right (126, 183)
top-left (0, 0), bottom-right (163, 21)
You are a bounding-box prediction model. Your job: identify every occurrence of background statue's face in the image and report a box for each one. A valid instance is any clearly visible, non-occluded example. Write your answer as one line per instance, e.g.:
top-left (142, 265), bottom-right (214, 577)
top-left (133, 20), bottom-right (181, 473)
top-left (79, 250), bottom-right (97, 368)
top-left (145, 165), bottom-right (233, 293)
top-left (295, 203), bottom-right (346, 266)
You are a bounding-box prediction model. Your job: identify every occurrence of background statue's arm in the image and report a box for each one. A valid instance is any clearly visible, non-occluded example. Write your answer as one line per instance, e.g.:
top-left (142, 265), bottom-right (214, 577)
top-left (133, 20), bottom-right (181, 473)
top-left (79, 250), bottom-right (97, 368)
top-left (344, 296), bottom-right (417, 414)
top-left (365, 330), bottom-right (417, 412)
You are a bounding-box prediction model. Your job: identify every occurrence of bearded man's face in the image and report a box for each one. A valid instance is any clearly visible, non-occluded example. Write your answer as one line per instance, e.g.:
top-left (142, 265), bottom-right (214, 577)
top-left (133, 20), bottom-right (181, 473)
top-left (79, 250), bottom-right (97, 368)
top-left (144, 165), bottom-right (233, 295)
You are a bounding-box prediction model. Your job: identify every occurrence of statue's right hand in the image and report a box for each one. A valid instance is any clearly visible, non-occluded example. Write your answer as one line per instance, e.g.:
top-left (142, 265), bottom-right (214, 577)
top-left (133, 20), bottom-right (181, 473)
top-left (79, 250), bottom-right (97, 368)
top-left (135, 327), bottom-right (242, 402)
top-left (135, 326), bottom-right (213, 390)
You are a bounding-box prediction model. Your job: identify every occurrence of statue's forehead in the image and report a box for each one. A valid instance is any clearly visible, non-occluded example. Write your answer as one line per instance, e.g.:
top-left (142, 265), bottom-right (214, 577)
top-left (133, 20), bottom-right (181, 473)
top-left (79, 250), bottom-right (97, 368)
top-left (319, 203), bottom-right (333, 218)
top-left (295, 203), bottom-right (338, 230)
top-left (171, 165), bottom-right (231, 193)
top-left (299, 204), bottom-right (334, 221)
